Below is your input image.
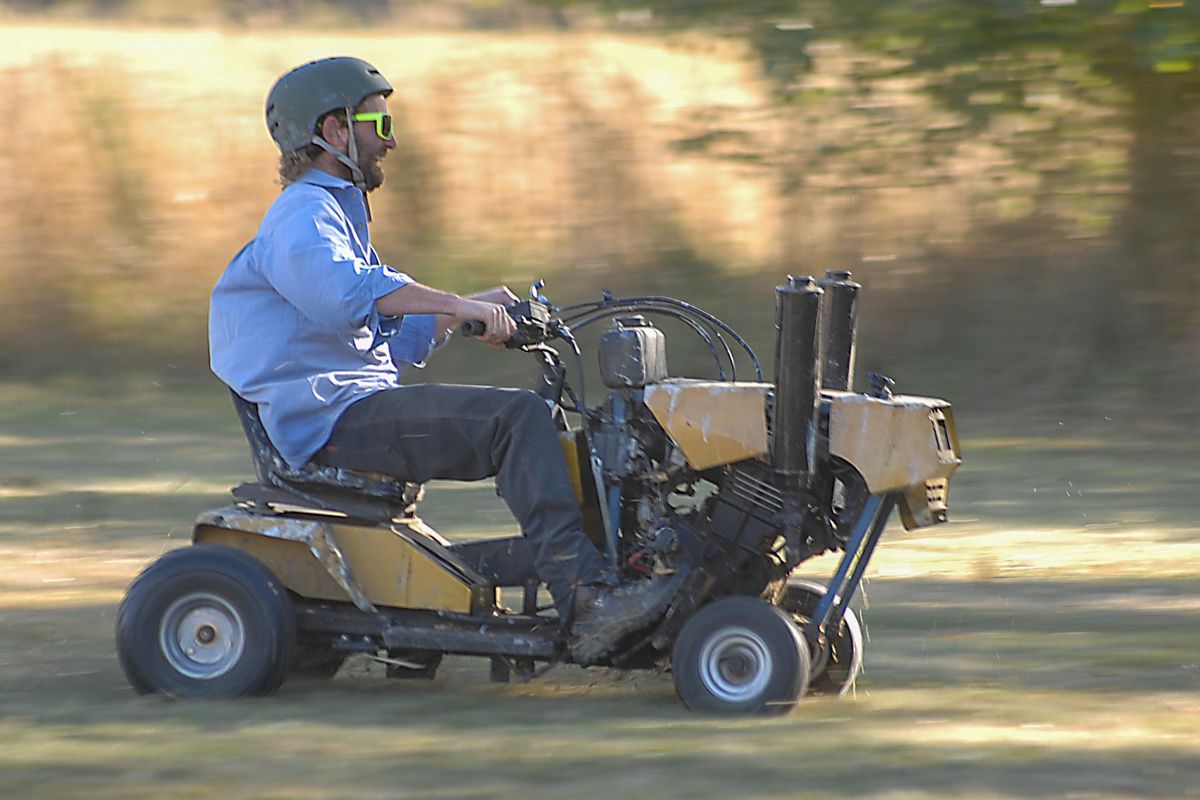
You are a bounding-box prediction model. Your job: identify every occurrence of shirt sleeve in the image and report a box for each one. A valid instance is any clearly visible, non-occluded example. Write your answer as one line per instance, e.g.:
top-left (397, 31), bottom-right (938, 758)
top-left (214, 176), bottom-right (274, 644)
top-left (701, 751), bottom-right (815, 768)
top-left (384, 313), bottom-right (439, 368)
top-left (256, 190), bottom-right (411, 334)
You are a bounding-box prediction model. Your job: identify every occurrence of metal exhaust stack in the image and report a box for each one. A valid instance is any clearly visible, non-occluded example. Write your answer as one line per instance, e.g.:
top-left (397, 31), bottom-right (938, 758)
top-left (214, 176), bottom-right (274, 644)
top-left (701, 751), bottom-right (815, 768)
top-left (773, 275), bottom-right (824, 482)
top-left (819, 269), bottom-right (860, 392)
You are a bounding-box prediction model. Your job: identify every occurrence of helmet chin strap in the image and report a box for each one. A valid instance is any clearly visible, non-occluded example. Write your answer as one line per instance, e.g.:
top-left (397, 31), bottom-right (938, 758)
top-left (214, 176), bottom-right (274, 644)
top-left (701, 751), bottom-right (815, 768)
top-left (311, 106), bottom-right (367, 191)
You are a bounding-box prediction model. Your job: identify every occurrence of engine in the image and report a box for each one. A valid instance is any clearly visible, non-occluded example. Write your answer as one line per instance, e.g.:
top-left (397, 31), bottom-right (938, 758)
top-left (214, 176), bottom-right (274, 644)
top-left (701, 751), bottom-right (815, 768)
top-left (587, 316), bottom-right (795, 593)
top-left (587, 316), bottom-right (679, 564)
top-left (582, 279), bottom-right (870, 597)
top-left (535, 273), bottom-right (956, 668)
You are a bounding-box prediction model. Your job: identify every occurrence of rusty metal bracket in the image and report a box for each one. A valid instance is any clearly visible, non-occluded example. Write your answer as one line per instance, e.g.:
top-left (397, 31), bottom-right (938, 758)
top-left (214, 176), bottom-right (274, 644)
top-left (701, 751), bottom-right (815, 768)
top-left (195, 506), bottom-right (377, 613)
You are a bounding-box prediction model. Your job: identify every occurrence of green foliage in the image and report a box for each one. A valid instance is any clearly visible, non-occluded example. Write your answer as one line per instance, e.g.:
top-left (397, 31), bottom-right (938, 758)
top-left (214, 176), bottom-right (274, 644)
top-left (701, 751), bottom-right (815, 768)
top-left (559, 0), bottom-right (1200, 389)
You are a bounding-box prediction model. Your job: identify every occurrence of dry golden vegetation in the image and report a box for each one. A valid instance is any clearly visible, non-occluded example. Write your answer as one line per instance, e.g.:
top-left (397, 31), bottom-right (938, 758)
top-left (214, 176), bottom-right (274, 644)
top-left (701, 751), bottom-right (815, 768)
top-left (0, 20), bottom-right (1130, 392)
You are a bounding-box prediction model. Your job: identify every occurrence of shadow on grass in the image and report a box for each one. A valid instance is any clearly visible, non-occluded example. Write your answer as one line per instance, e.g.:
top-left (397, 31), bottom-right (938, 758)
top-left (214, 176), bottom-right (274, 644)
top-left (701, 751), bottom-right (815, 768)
top-left (3, 385), bottom-right (1200, 796)
top-left (952, 430), bottom-right (1200, 530)
top-left (1, 652), bottom-right (1197, 799)
top-left (860, 576), bottom-right (1200, 694)
top-left (2, 568), bottom-right (1198, 798)
top-left (2, 737), bottom-right (1196, 799)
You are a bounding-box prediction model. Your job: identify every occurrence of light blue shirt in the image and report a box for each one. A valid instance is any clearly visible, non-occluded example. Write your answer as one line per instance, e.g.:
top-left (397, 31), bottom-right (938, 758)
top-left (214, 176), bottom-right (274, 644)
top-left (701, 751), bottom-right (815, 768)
top-left (210, 169), bottom-right (438, 468)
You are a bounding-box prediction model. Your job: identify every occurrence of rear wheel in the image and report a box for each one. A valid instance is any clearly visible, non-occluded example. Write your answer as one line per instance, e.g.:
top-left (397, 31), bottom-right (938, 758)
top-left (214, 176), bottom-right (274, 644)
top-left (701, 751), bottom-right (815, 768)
top-left (781, 577), bottom-right (864, 697)
top-left (672, 596), bottom-right (809, 715)
top-left (116, 544), bottom-right (295, 698)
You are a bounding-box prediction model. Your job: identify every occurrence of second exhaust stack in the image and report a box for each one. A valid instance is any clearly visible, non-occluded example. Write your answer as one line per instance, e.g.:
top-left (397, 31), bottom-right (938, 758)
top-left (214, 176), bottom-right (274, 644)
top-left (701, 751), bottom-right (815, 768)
top-left (773, 275), bottom-right (823, 481)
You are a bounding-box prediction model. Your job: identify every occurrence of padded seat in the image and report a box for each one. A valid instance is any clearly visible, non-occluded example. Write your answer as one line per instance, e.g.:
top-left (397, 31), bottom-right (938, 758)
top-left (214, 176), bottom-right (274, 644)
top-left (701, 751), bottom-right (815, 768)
top-left (228, 393), bottom-right (543, 594)
top-left (229, 392), bottom-right (423, 518)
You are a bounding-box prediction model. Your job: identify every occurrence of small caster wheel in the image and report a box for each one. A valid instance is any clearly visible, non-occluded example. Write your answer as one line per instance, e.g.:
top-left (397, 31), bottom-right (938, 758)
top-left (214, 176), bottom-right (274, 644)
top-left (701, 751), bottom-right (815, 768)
top-left (672, 596), bottom-right (810, 715)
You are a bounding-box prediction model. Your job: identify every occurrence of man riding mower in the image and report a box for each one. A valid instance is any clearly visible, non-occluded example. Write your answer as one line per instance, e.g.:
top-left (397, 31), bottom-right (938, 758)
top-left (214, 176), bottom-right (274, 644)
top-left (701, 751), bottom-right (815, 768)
top-left (117, 272), bottom-right (960, 714)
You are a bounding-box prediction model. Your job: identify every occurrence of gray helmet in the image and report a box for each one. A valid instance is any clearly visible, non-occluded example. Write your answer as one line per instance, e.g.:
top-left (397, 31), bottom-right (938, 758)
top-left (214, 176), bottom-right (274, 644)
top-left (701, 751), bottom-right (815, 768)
top-left (265, 56), bottom-right (393, 154)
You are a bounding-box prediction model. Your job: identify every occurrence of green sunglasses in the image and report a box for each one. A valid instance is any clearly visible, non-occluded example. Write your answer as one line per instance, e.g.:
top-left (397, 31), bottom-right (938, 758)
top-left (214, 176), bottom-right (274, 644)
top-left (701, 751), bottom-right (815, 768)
top-left (350, 111), bottom-right (394, 141)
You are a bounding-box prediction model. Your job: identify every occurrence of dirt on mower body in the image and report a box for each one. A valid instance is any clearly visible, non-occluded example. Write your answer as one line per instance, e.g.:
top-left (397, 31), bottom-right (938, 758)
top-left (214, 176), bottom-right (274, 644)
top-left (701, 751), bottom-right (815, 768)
top-left (116, 273), bottom-right (960, 714)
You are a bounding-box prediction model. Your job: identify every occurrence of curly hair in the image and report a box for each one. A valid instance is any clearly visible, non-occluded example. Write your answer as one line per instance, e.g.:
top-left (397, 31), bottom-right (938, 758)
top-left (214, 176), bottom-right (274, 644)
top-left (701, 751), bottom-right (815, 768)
top-left (277, 144), bottom-right (323, 187)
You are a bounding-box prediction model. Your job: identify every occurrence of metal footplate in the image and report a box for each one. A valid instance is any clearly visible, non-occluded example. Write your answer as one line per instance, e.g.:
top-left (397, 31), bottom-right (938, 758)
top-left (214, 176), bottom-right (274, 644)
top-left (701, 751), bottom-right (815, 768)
top-left (382, 617), bottom-right (560, 659)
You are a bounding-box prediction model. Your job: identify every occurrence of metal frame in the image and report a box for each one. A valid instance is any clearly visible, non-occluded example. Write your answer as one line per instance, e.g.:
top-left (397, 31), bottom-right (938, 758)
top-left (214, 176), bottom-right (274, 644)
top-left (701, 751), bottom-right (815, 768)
top-left (804, 493), bottom-right (896, 645)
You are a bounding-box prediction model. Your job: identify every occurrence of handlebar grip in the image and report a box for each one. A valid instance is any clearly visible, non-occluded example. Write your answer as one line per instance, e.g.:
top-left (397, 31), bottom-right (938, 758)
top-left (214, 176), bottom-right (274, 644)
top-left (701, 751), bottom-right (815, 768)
top-left (460, 319), bottom-right (487, 337)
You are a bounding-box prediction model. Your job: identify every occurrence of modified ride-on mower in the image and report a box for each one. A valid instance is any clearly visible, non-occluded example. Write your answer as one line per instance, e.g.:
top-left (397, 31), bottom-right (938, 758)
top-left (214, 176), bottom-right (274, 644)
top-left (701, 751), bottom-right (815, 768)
top-left (116, 273), bottom-right (960, 714)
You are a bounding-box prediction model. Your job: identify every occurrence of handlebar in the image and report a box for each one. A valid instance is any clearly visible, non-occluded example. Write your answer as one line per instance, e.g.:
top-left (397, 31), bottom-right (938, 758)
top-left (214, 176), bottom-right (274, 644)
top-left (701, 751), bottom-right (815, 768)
top-left (459, 298), bottom-right (556, 348)
top-left (451, 278), bottom-right (758, 417)
top-left (459, 319), bottom-right (487, 337)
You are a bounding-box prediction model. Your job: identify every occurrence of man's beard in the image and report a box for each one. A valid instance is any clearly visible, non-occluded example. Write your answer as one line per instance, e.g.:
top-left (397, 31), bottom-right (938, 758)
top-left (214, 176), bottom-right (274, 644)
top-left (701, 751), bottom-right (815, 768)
top-left (360, 156), bottom-right (385, 192)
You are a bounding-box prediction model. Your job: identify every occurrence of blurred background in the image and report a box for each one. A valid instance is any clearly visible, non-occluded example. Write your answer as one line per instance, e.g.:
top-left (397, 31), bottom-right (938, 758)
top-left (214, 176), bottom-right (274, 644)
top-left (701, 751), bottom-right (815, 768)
top-left (1, 0), bottom-right (1198, 421)
top-left (2, 8), bottom-right (1199, 796)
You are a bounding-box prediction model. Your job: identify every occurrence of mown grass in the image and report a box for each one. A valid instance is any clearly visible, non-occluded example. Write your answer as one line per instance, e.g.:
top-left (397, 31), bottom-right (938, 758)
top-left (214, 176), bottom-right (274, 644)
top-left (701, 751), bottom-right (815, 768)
top-left (1, 379), bottom-right (1198, 799)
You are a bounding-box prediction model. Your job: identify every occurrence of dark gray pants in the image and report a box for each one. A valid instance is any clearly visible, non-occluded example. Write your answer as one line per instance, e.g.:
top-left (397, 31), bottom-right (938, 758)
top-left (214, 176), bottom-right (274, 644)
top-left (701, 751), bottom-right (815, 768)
top-left (314, 385), bottom-right (605, 612)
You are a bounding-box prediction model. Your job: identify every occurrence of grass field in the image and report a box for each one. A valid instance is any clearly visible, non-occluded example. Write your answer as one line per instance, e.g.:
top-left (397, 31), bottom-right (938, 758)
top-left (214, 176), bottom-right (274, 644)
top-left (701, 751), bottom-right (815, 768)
top-left (1, 378), bottom-right (1198, 799)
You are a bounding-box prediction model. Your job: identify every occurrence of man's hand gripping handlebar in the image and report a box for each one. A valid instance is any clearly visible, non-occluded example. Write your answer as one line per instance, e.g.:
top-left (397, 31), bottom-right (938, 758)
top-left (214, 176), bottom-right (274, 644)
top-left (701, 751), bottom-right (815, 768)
top-left (460, 298), bottom-right (555, 349)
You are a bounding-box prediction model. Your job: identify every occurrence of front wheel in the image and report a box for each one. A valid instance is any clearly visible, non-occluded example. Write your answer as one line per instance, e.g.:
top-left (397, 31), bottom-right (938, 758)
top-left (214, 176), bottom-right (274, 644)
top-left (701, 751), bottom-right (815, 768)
top-left (781, 577), bottom-right (864, 697)
top-left (116, 544), bottom-right (296, 699)
top-left (672, 596), bottom-right (810, 715)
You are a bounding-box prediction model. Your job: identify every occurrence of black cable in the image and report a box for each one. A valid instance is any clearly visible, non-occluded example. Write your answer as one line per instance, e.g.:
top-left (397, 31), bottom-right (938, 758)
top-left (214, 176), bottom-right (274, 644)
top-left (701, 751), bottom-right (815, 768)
top-left (628, 301), bottom-right (738, 382)
top-left (567, 305), bottom-right (728, 381)
top-left (566, 301), bottom-right (735, 379)
top-left (614, 296), bottom-right (761, 380)
top-left (554, 326), bottom-right (590, 416)
top-left (564, 301), bottom-right (737, 380)
top-left (562, 295), bottom-right (761, 380)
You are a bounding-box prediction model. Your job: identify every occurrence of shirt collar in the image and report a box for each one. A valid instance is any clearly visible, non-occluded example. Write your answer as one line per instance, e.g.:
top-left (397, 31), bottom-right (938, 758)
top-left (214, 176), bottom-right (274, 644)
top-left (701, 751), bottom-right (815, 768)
top-left (297, 167), bottom-right (358, 192)
top-left (295, 167), bottom-right (372, 221)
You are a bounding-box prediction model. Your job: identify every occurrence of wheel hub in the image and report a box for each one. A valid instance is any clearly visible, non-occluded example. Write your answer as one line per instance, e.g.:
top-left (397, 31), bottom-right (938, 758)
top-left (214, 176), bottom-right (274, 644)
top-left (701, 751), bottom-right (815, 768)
top-left (159, 593), bottom-right (246, 680)
top-left (698, 628), bottom-right (772, 703)
top-left (196, 624), bottom-right (216, 645)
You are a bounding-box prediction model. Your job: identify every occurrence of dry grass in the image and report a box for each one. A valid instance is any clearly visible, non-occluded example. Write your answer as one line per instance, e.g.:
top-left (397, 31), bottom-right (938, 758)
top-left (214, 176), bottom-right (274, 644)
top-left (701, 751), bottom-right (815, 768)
top-left (1, 380), bottom-right (1198, 798)
top-left (0, 20), bottom-right (1128, 378)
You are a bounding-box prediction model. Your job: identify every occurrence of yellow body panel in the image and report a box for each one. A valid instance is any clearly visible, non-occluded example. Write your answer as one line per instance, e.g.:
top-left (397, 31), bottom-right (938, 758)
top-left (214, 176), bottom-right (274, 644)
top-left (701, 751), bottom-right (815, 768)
top-left (561, 432), bottom-right (587, 507)
top-left (561, 431), bottom-right (607, 547)
top-left (195, 517), bottom-right (476, 613)
top-left (643, 380), bottom-right (771, 470)
top-left (898, 477), bottom-right (952, 529)
top-left (826, 391), bottom-right (961, 495)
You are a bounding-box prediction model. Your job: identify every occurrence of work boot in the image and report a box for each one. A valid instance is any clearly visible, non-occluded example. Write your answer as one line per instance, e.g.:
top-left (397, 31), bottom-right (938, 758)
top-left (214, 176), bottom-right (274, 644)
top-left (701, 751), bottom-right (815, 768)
top-left (569, 572), bottom-right (684, 665)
